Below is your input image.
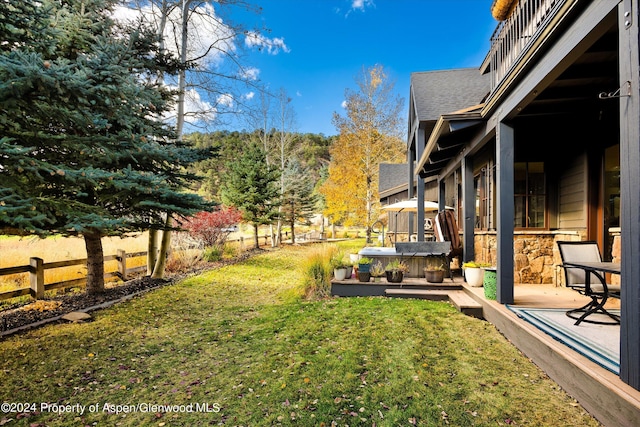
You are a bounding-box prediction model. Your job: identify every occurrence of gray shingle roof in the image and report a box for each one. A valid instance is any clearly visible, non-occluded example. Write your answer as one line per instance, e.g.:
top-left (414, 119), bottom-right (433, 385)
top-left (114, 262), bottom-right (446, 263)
top-left (410, 68), bottom-right (489, 122)
top-left (379, 163), bottom-right (409, 193)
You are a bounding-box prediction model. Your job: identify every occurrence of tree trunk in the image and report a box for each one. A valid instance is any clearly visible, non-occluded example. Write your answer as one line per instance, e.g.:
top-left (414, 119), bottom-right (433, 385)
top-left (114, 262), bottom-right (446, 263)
top-left (147, 228), bottom-right (158, 275)
top-left (270, 224), bottom-right (277, 247)
top-left (152, 215), bottom-right (172, 279)
top-left (274, 219), bottom-right (281, 246)
top-left (253, 223), bottom-right (260, 249)
top-left (84, 230), bottom-right (105, 295)
top-left (290, 199), bottom-right (296, 243)
top-left (290, 218), bottom-right (296, 243)
top-left (176, 1), bottom-right (189, 140)
top-left (366, 174), bottom-right (373, 243)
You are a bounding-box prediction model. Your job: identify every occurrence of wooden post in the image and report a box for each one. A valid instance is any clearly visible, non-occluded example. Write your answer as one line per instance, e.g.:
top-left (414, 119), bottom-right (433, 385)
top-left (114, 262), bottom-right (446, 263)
top-left (619, 0), bottom-right (640, 390)
top-left (29, 257), bottom-right (44, 299)
top-left (117, 249), bottom-right (127, 280)
top-left (496, 121), bottom-right (514, 304)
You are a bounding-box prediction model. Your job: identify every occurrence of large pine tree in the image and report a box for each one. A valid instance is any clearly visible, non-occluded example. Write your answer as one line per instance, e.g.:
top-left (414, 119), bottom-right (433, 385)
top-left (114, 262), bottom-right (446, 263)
top-left (0, 0), bottom-right (209, 293)
top-left (281, 158), bottom-right (317, 243)
top-left (220, 142), bottom-right (280, 249)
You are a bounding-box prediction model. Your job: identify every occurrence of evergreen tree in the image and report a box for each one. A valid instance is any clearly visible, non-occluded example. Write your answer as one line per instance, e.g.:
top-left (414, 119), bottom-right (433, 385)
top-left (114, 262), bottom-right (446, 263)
top-left (220, 142), bottom-right (280, 249)
top-left (0, 0), bottom-right (210, 294)
top-left (281, 158), bottom-right (318, 243)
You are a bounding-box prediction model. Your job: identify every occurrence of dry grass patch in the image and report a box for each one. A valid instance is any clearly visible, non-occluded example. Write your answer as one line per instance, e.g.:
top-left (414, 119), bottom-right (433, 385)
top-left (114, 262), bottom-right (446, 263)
top-left (0, 234), bottom-right (148, 293)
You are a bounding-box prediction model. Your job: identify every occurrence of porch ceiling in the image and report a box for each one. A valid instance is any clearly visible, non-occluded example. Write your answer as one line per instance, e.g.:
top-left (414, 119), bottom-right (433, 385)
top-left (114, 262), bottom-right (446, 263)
top-left (514, 25), bottom-right (618, 119)
top-left (417, 117), bottom-right (483, 178)
top-left (418, 18), bottom-right (617, 179)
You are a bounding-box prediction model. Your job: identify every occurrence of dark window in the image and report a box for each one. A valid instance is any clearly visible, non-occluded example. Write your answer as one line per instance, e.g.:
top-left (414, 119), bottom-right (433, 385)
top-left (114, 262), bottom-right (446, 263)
top-left (474, 166), bottom-right (492, 230)
top-left (515, 162), bottom-right (545, 228)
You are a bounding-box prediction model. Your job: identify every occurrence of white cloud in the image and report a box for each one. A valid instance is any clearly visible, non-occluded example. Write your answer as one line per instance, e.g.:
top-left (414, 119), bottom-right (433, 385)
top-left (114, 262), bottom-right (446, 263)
top-left (352, 0), bottom-right (374, 10)
top-left (341, 100), bottom-right (348, 109)
top-left (345, 0), bottom-right (375, 16)
top-left (112, 5), bottom-right (138, 22)
top-left (244, 92), bottom-right (255, 100)
top-left (185, 89), bottom-right (216, 120)
top-left (160, 87), bottom-right (217, 125)
top-left (296, 91), bottom-right (302, 97)
top-left (240, 66), bottom-right (260, 81)
top-left (217, 93), bottom-right (234, 108)
top-left (113, 3), bottom-right (236, 68)
top-left (244, 31), bottom-right (290, 55)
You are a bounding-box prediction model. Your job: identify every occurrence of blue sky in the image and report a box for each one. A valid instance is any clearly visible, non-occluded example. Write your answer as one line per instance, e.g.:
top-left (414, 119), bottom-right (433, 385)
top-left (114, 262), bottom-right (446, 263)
top-left (241, 0), bottom-right (498, 136)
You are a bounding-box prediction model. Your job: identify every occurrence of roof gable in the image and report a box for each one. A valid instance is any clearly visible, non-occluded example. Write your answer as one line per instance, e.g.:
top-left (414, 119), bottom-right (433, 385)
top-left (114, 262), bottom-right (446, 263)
top-left (410, 68), bottom-right (490, 123)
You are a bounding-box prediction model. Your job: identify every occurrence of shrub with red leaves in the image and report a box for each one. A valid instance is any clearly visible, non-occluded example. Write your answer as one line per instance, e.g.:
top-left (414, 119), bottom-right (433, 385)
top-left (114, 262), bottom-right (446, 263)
top-left (182, 208), bottom-right (242, 248)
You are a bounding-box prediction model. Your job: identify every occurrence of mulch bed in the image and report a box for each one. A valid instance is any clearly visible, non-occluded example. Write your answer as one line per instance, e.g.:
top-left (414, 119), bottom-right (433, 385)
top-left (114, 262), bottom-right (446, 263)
top-left (0, 249), bottom-right (259, 336)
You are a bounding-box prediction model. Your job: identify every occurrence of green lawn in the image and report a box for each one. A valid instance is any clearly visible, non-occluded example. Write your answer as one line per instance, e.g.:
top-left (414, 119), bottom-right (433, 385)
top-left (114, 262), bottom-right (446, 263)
top-left (0, 241), bottom-right (601, 426)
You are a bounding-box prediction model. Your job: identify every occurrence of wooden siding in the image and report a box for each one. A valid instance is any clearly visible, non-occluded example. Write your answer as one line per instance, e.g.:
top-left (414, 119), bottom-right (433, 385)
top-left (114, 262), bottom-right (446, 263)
top-left (558, 154), bottom-right (587, 228)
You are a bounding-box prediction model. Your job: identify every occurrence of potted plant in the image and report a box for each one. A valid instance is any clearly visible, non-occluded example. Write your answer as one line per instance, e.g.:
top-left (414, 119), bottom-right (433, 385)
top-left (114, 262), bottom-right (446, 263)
top-left (385, 259), bottom-right (409, 283)
top-left (370, 261), bottom-right (385, 282)
top-left (331, 255), bottom-right (351, 281)
top-left (462, 261), bottom-right (491, 287)
top-left (424, 262), bottom-right (446, 283)
top-left (357, 257), bottom-right (372, 282)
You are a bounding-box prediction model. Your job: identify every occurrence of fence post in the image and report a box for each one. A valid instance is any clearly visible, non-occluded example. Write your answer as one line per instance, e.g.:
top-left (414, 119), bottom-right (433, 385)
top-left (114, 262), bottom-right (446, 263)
top-left (117, 249), bottom-right (127, 280)
top-left (29, 257), bottom-right (44, 299)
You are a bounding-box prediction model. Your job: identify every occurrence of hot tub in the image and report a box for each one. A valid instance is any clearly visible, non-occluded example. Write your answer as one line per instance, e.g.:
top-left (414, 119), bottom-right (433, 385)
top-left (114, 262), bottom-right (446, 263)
top-left (358, 245), bottom-right (448, 278)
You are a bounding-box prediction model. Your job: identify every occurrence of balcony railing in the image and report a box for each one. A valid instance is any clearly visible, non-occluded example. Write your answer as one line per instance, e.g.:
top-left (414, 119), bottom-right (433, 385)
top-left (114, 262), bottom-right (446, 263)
top-left (488, 0), bottom-right (563, 91)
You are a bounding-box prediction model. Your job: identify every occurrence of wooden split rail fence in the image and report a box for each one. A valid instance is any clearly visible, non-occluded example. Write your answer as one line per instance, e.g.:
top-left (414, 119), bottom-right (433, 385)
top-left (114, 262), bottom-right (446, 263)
top-left (0, 230), bottom-right (328, 303)
top-left (0, 250), bottom-right (147, 302)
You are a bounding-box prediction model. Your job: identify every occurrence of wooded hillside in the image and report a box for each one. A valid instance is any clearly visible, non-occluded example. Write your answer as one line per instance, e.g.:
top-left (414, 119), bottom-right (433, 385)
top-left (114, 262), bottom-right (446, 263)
top-left (187, 130), bottom-right (334, 201)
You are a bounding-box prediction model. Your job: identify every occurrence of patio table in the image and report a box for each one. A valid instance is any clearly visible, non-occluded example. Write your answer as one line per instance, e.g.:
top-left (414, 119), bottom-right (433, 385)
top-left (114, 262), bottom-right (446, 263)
top-left (561, 261), bottom-right (621, 325)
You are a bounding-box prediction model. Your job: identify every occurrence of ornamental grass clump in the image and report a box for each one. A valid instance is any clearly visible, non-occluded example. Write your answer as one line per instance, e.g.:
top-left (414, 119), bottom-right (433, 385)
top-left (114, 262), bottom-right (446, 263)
top-left (370, 261), bottom-right (386, 278)
top-left (302, 245), bottom-right (337, 299)
top-left (384, 259), bottom-right (409, 273)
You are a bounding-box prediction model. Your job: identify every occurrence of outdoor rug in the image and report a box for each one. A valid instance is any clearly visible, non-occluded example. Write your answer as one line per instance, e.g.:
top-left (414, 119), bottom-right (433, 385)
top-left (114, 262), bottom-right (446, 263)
top-left (506, 306), bottom-right (620, 374)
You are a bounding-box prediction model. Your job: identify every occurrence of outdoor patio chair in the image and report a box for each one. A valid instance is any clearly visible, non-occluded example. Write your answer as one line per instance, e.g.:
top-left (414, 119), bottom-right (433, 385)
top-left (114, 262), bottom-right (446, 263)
top-left (557, 240), bottom-right (621, 325)
top-left (434, 210), bottom-right (463, 277)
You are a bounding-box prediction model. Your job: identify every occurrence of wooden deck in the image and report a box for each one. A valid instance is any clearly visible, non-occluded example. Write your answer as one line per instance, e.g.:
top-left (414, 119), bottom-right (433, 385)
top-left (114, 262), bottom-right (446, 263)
top-left (471, 284), bottom-right (639, 427)
top-left (331, 277), bottom-right (640, 427)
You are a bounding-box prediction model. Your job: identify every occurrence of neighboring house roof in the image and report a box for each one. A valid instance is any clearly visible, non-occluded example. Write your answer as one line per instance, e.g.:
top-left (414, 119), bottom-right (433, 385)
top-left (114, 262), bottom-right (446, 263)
top-left (410, 68), bottom-right (490, 126)
top-left (379, 163), bottom-right (409, 196)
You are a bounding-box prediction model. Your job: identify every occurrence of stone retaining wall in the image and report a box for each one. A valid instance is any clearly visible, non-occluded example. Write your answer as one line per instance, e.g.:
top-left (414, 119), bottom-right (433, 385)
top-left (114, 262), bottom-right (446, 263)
top-left (471, 230), bottom-right (593, 286)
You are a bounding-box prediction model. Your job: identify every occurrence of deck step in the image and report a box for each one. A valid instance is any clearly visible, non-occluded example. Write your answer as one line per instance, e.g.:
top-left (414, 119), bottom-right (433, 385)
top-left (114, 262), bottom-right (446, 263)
top-left (448, 290), bottom-right (483, 319)
top-left (384, 289), bottom-right (483, 319)
top-left (384, 289), bottom-right (451, 301)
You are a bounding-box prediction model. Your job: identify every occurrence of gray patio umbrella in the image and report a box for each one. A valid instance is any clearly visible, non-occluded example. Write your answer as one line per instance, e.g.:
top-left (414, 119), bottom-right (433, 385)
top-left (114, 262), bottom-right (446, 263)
top-left (381, 198), bottom-right (450, 213)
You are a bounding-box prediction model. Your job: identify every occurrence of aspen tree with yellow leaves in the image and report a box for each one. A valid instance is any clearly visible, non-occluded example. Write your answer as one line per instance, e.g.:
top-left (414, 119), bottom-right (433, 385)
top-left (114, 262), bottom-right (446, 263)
top-left (321, 65), bottom-right (405, 242)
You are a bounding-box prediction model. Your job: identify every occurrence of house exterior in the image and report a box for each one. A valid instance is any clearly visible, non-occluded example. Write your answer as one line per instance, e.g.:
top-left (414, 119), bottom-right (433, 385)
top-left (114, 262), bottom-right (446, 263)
top-left (378, 163), bottom-right (440, 240)
top-left (407, 0), bottom-right (640, 396)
